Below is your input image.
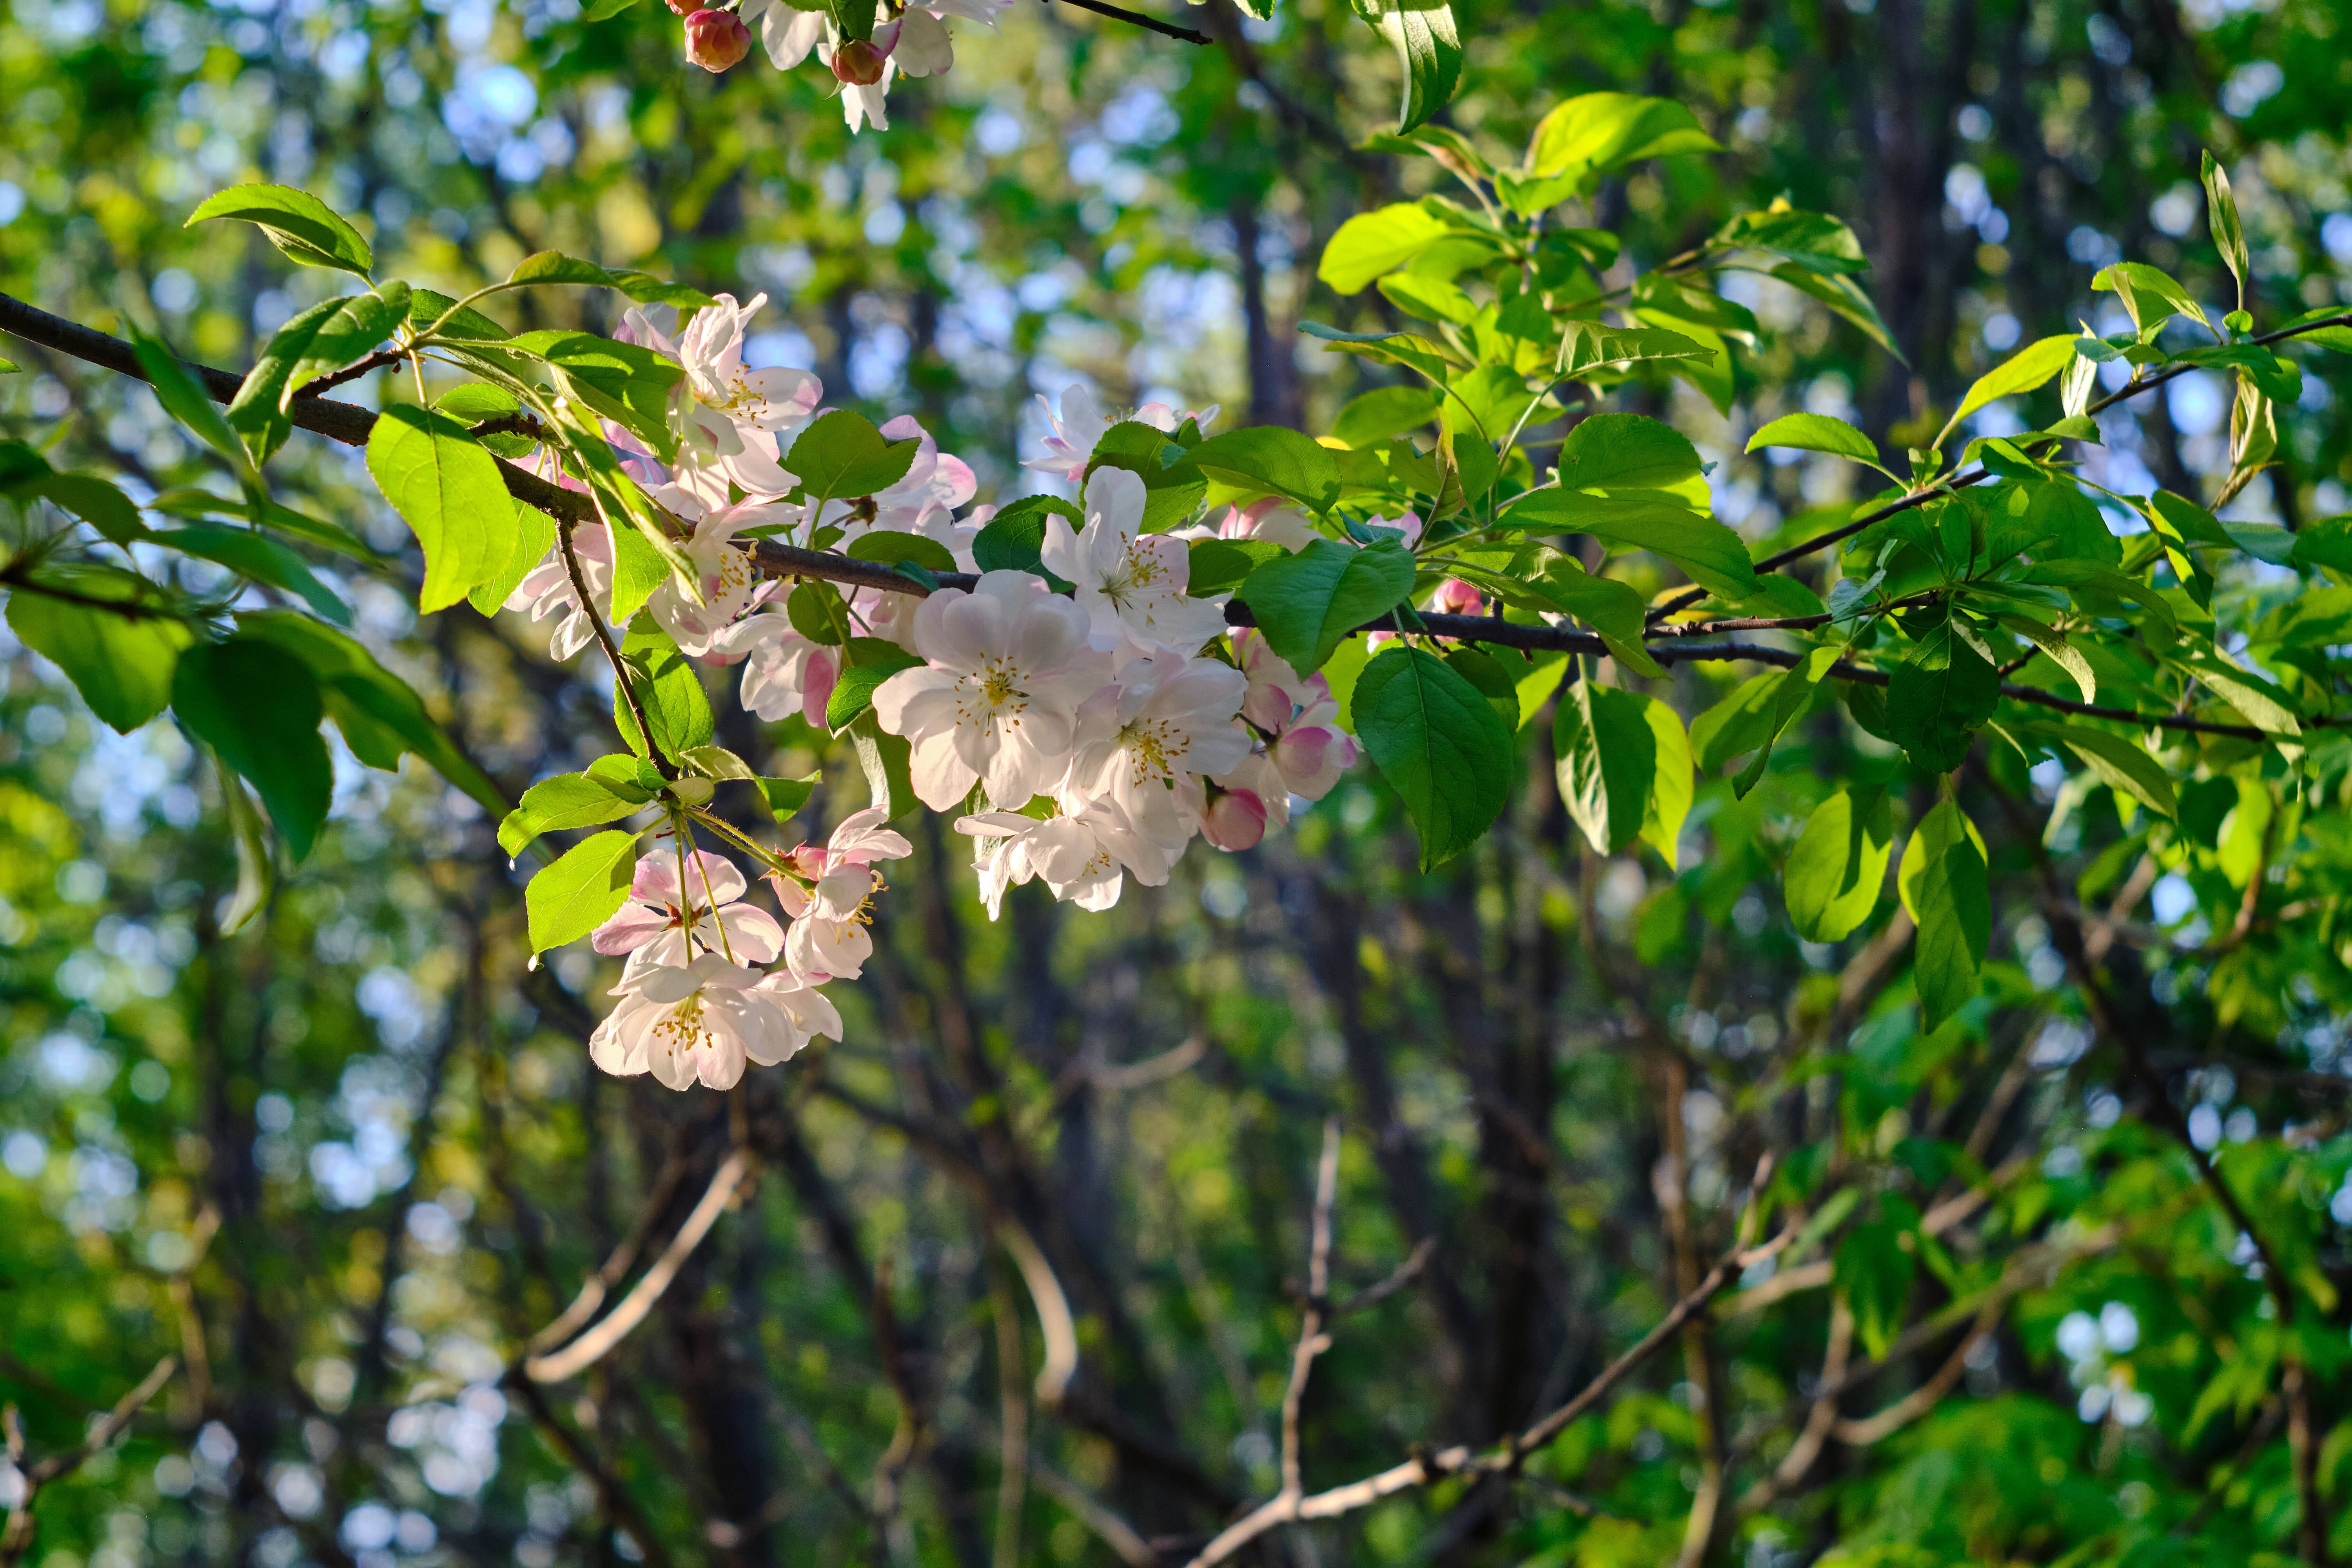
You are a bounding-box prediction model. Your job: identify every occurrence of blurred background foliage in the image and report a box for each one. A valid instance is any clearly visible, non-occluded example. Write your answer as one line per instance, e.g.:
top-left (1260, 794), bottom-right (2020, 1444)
top-left (9, 0), bottom-right (2352, 1564)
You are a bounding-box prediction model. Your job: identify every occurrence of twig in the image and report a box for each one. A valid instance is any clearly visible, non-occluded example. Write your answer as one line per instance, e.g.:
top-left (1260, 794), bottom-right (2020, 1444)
top-left (1646, 309), bottom-right (2352, 620)
top-left (501, 1372), bottom-right (677, 1568)
top-left (1183, 1222), bottom-right (1792, 1567)
top-left (0, 1357), bottom-right (177, 1568)
top-left (1029, 1460), bottom-right (1160, 1568)
top-left (7, 288), bottom-right (2334, 746)
top-left (996, 1216), bottom-right (1080, 1406)
top-left (524, 1149), bottom-right (693, 1356)
top-left (1279, 1120), bottom-right (1343, 1502)
top-left (522, 1149), bottom-right (751, 1383)
top-left (1044, 0), bottom-right (1209, 44)
top-left (559, 518), bottom-right (676, 782)
top-left (1329, 1238), bottom-right (1434, 1318)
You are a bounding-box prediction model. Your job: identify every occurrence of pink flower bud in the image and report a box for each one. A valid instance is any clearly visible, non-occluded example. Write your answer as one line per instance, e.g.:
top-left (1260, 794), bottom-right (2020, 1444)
top-left (1201, 786), bottom-right (1268, 853)
top-left (1430, 577), bottom-right (1483, 616)
top-left (832, 36), bottom-right (891, 83)
top-left (683, 9), bottom-right (750, 71)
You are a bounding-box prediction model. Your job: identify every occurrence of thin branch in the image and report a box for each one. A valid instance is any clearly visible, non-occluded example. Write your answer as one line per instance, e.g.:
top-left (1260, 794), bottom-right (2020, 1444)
top-left (1279, 1120), bottom-right (1343, 1501)
top-left (0, 1357), bottom-right (177, 1568)
top-left (522, 1149), bottom-right (751, 1383)
top-left (502, 1372), bottom-right (678, 1568)
top-left (1183, 1224), bottom-right (1792, 1568)
top-left (1028, 1461), bottom-right (1160, 1568)
top-left (1043, 0), bottom-right (1209, 44)
top-left (1648, 309), bottom-right (2352, 619)
top-left (559, 518), bottom-right (675, 782)
top-left (1328, 1237), bottom-right (1434, 1318)
top-left (7, 289), bottom-right (2332, 746)
top-left (995, 1216), bottom-right (1080, 1408)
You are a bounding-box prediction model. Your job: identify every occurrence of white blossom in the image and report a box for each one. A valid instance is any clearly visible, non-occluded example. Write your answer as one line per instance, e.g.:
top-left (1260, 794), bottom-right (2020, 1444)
top-left (870, 570), bottom-right (1105, 811)
top-left (592, 848), bottom-right (786, 977)
top-left (715, 612), bottom-right (840, 728)
top-left (589, 955), bottom-right (808, 1091)
top-left (1041, 466), bottom-right (1229, 655)
top-left (1067, 648), bottom-right (1250, 809)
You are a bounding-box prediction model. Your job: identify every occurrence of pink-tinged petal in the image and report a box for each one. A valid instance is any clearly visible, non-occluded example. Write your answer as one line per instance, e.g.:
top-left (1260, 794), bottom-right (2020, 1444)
top-left (1201, 787), bottom-right (1267, 852)
top-left (592, 901), bottom-right (672, 954)
top-left (871, 666), bottom-right (959, 737)
top-left (801, 648), bottom-right (839, 729)
top-left (630, 856), bottom-right (683, 905)
top-left (711, 904), bottom-right (786, 964)
top-left (679, 849), bottom-right (748, 907)
top-left (766, 872), bottom-right (814, 920)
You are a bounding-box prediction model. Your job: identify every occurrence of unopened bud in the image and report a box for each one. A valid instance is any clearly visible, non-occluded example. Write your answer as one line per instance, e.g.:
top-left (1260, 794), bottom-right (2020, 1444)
top-left (1201, 786), bottom-right (1267, 853)
top-left (683, 9), bottom-right (750, 71)
top-left (1430, 577), bottom-right (1483, 616)
top-left (831, 38), bottom-right (889, 84)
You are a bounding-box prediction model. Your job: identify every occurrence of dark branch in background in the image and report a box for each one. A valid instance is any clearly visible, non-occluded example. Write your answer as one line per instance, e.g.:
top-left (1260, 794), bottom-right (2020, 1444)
top-left (1044, 0), bottom-right (1210, 44)
top-left (2, 290), bottom-right (2333, 746)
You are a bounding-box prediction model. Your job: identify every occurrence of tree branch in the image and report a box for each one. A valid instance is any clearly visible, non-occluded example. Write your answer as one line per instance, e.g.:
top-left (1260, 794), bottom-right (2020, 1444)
top-left (1044, 0), bottom-right (1209, 44)
top-left (0, 1357), bottom-right (177, 1568)
top-left (1183, 1223), bottom-right (1792, 1568)
top-left (6, 289), bottom-right (2330, 746)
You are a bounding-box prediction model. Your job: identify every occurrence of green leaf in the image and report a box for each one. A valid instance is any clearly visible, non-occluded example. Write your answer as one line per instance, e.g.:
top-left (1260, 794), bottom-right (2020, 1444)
top-left (1933, 335), bottom-right (2078, 450)
top-left (1689, 670), bottom-right (1788, 776)
top-left (1715, 207), bottom-right (1870, 275)
top-left (149, 525), bottom-right (349, 623)
top-left (2093, 261), bottom-right (2212, 338)
top-left (1353, 646), bottom-right (1516, 869)
top-left (1443, 646), bottom-right (1520, 727)
top-left (6, 473), bottom-right (145, 545)
top-left (146, 486), bottom-right (378, 563)
top-left (1317, 203), bottom-right (1455, 295)
top-left (1087, 421), bottom-right (1208, 528)
top-left (212, 755), bottom-right (274, 935)
top-left (1524, 93), bottom-right (1722, 179)
top-left (2033, 724), bottom-right (2175, 818)
top-left (1898, 798), bottom-right (1989, 1032)
top-left (2201, 152), bottom-right (2249, 312)
top-left (225, 296), bottom-right (346, 464)
top-left (974, 495), bottom-right (1081, 575)
top-left (787, 580), bottom-right (850, 645)
top-left (1746, 413), bottom-right (1884, 468)
top-left (508, 251), bottom-right (720, 310)
top-left (1551, 412), bottom-right (1709, 506)
top-left (4, 570), bottom-right (196, 732)
top-left (498, 769), bottom-right (652, 858)
top-left (1356, 0), bottom-right (1461, 132)
top-left (846, 530), bottom-right (958, 574)
top-left (1331, 385), bottom-right (1442, 448)
top-left (787, 410), bottom-right (921, 503)
top-left (1555, 320), bottom-right (1714, 377)
top-left (1508, 549), bottom-right (1664, 677)
top-left (1234, 539), bottom-right (1416, 675)
top-left (1885, 624), bottom-right (1997, 773)
top-left (235, 610), bottom-right (506, 813)
top-left (0, 356), bottom-right (16, 373)
top-left (1997, 615), bottom-right (2094, 702)
top-left (849, 710), bottom-right (918, 819)
top-left (756, 772), bottom-right (822, 822)
top-left (468, 503), bottom-right (557, 617)
top-left (127, 324), bottom-right (249, 477)
top-left (1835, 1218), bottom-right (1916, 1360)
top-left (171, 635), bottom-right (333, 860)
top-left (525, 829), bottom-right (638, 952)
top-left (825, 637), bottom-right (925, 733)
top-left (365, 405), bottom-right (514, 613)
top-left (1786, 786), bottom-right (1893, 943)
top-left (1636, 695), bottom-right (1692, 867)
top-left (1184, 426), bottom-right (1342, 516)
top-left (1500, 490), bottom-right (1757, 599)
top-left (1765, 263), bottom-right (1903, 359)
top-left (605, 513), bottom-right (674, 631)
top-left (508, 330), bottom-right (683, 458)
top-left (1187, 537), bottom-right (1283, 597)
top-left (613, 621), bottom-right (714, 761)
top-left (407, 289), bottom-right (509, 343)
top-left (1553, 679), bottom-right (1654, 855)
top-left (186, 183), bottom-right (374, 276)
top-left (1731, 645), bottom-right (1839, 798)
top-left (281, 283), bottom-right (408, 402)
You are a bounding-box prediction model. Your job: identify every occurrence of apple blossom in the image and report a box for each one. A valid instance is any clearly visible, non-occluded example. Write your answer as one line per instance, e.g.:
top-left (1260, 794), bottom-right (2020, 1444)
top-left (593, 848), bottom-right (786, 976)
top-left (506, 523), bottom-right (614, 661)
top-left (1042, 467), bottom-right (1229, 655)
top-left (716, 613), bottom-right (840, 728)
top-left (1428, 577), bottom-right (1483, 617)
top-left (590, 955), bottom-right (803, 1091)
top-left (1067, 648), bottom-right (1251, 808)
top-left (870, 570), bottom-right (1105, 811)
top-left (1200, 782), bottom-right (1268, 852)
top-left (648, 501), bottom-right (791, 655)
top-left (1025, 386), bottom-right (1219, 483)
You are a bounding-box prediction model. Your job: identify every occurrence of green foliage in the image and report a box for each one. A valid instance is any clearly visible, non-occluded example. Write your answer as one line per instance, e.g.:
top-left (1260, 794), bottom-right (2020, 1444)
top-left (364, 405), bottom-right (514, 613)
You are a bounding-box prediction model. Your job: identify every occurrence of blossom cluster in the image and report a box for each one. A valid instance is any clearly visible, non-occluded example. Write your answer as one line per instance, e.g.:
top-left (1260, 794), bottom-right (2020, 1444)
top-left (674, 0), bottom-right (1008, 132)
top-left (505, 292), bottom-right (1359, 1091)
